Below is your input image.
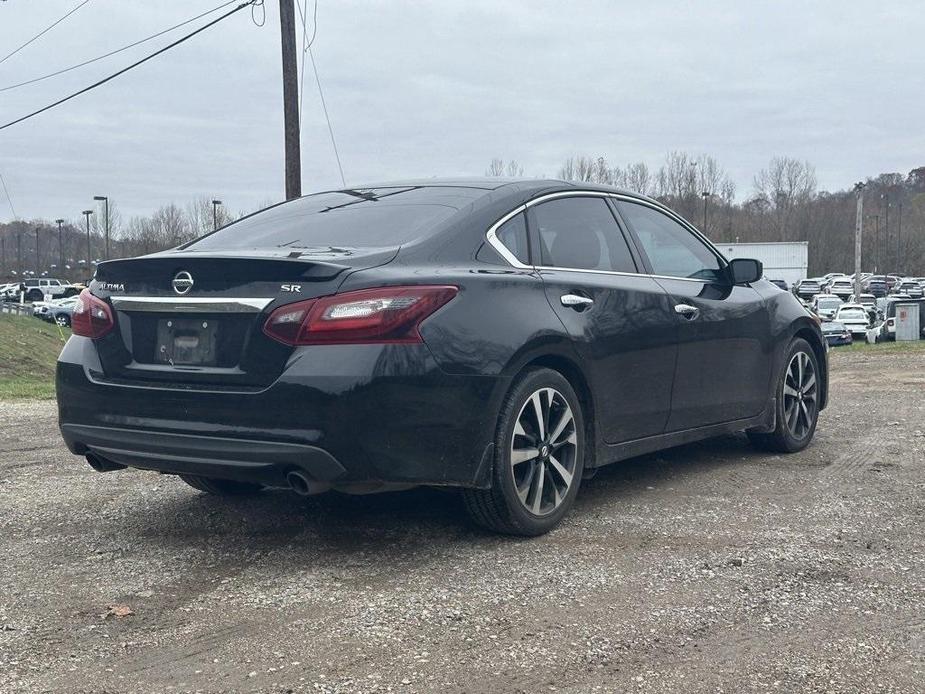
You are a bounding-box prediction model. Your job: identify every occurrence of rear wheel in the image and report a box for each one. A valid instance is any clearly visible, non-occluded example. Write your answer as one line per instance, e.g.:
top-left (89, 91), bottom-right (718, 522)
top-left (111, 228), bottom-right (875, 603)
top-left (55, 314), bottom-right (71, 327)
top-left (463, 368), bottom-right (585, 536)
top-left (27, 289), bottom-right (43, 302)
top-left (748, 338), bottom-right (820, 453)
top-left (179, 474), bottom-right (263, 496)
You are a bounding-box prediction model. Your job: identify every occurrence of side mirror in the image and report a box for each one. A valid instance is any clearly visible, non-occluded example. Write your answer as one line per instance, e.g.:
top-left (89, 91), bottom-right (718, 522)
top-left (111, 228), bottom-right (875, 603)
top-left (728, 258), bottom-right (763, 285)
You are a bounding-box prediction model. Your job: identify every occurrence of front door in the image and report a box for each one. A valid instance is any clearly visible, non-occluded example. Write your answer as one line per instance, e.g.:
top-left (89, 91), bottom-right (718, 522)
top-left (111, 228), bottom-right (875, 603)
top-left (528, 195), bottom-right (678, 443)
top-left (614, 200), bottom-right (771, 431)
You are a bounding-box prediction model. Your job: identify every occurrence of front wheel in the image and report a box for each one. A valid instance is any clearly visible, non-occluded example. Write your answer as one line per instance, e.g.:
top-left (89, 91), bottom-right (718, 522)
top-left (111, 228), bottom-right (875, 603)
top-left (748, 338), bottom-right (820, 453)
top-left (463, 368), bottom-right (585, 536)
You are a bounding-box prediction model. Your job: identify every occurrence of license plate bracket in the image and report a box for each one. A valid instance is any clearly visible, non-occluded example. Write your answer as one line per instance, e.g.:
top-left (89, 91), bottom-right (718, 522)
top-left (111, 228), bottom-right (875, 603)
top-left (156, 318), bottom-right (218, 366)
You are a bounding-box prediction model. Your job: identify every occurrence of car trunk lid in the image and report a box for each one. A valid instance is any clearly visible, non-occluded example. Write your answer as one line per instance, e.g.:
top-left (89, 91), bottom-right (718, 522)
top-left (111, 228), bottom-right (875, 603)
top-left (88, 246), bottom-right (397, 388)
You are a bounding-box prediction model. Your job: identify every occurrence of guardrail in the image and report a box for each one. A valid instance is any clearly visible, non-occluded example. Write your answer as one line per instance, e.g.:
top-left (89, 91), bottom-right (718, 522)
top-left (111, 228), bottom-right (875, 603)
top-left (0, 303), bottom-right (32, 317)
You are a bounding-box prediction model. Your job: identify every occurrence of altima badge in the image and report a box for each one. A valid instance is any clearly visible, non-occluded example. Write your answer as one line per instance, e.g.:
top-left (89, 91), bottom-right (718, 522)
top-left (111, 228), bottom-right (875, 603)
top-left (172, 271), bottom-right (194, 295)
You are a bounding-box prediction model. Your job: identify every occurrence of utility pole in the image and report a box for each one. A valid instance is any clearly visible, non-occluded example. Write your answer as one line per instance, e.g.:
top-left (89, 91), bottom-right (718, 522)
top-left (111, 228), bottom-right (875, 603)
top-left (35, 226), bottom-right (41, 275)
top-left (279, 0), bottom-right (301, 200)
top-left (896, 202), bottom-right (903, 274)
top-left (881, 192), bottom-right (890, 274)
top-left (94, 195), bottom-right (110, 259)
top-left (853, 183), bottom-right (864, 300)
top-left (55, 219), bottom-right (65, 271)
top-left (16, 231), bottom-right (22, 279)
top-left (82, 209), bottom-right (93, 272)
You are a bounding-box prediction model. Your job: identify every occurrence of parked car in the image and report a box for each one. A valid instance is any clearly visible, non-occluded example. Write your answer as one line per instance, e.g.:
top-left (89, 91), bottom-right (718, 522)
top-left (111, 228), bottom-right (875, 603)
top-left (811, 294), bottom-right (843, 319)
top-left (19, 277), bottom-right (81, 303)
top-left (821, 320), bottom-right (853, 346)
top-left (895, 280), bottom-right (924, 299)
top-left (56, 179), bottom-right (828, 535)
top-left (793, 278), bottom-right (823, 300)
top-left (848, 293), bottom-right (880, 322)
top-left (767, 278), bottom-right (788, 291)
top-left (862, 275), bottom-right (889, 297)
top-left (833, 304), bottom-right (871, 336)
top-left (826, 278), bottom-right (854, 300)
top-left (42, 296), bottom-right (80, 326)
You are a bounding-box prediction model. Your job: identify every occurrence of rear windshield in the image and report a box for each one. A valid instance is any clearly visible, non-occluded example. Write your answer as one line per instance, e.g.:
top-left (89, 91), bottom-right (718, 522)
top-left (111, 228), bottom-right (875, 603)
top-left (186, 186), bottom-right (486, 251)
top-left (838, 309), bottom-right (867, 319)
top-left (817, 299), bottom-right (841, 308)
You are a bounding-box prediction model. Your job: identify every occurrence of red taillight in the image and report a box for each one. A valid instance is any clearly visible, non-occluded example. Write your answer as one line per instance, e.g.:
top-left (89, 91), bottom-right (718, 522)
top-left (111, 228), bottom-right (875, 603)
top-left (71, 289), bottom-right (115, 339)
top-left (263, 285), bottom-right (458, 346)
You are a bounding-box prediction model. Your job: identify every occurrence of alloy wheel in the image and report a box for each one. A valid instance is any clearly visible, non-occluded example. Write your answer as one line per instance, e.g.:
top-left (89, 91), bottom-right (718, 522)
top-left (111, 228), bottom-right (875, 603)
top-left (510, 387), bottom-right (579, 516)
top-left (782, 351), bottom-right (817, 440)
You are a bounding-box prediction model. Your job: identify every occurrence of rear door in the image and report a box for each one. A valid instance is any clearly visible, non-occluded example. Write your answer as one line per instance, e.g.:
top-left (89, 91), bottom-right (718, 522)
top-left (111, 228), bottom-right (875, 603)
top-left (526, 195), bottom-right (678, 443)
top-left (614, 200), bottom-right (771, 431)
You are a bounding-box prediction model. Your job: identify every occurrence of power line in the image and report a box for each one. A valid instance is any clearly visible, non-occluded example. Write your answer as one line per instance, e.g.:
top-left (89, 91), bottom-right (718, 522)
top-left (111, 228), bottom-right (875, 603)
top-left (309, 45), bottom-right (345, 186)
top-left (0, 0), bottom-right (92, 67)
top-left (0, 1), bottom-right (257, 132)
top-left (0, 172), bottom-right (17, 219)
top-left (0, 0), bottom-right (242, 94)
top-left (295, 0), bottom-right (345, 186)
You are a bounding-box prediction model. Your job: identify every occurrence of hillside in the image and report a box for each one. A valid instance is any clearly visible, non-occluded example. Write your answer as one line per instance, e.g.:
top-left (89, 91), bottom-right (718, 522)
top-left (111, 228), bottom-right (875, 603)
top-left (0, 314), bottom-right (68, 399)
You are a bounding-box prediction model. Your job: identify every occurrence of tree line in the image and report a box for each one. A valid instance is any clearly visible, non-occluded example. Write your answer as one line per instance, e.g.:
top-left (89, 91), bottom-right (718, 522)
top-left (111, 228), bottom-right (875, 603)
top-left (2, 157), bottom-right (924, 281)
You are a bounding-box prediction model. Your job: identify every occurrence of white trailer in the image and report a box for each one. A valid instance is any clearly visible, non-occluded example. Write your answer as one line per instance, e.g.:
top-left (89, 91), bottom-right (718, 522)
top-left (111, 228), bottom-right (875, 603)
top-left (717, 242), bottom-right (808, 287)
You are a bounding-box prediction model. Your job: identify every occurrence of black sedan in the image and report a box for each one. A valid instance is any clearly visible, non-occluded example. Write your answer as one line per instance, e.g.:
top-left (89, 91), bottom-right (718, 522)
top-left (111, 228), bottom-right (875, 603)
top-left (821, 320), bottom-right (853, 346)
top-left (57, 180), bottom-right (828, 535)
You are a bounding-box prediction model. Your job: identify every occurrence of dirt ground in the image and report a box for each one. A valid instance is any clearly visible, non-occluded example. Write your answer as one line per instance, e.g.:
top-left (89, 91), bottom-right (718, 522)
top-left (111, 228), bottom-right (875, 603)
top-left (1, 347), bottom-right (924, 694)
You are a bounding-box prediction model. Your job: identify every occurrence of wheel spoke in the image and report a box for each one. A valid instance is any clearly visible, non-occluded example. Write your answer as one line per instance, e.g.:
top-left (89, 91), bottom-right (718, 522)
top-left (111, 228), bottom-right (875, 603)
top-left (786, 400), bottom-right (799, 430)
top-left (516, 461), bottom-right (536, 503)
top-left (552, 431), bottom-right (577, 450)
top-left (511, 447), bottom-right (539, 466)
top-left (530, 392), bottom-right (546, 440)
top-left (548, 408), bottom-right (573, 445)
top-left (783, 383), bottom-right (799, 399)
top-left (803, 372), bottom-right (816, 391)
top-left (530, 462), bottom-right (545, 514)
top-left (548, 455), bottom-right (573, 488)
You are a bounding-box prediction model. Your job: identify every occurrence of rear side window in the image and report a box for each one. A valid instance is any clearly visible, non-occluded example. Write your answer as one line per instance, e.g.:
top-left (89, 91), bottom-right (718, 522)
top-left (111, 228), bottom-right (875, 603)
top-left (617, 201), bottom-right (724, 282)
top-left (496, 213), bottom-right (529, 264)
top-left (532, 197), bottom-right (637, 273)
top-left (186, 186), bottom-right (486, 251)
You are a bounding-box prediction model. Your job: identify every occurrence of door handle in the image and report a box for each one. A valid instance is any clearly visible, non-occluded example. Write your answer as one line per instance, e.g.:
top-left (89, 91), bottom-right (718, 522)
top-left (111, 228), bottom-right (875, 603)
top-left (561, 294), bottom-right (594, 310)
top-left (674, 303), bottom-right (700, 320)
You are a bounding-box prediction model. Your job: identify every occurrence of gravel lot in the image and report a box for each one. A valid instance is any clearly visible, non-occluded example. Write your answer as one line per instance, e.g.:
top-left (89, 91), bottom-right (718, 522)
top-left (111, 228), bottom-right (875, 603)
top-left (1, 347), bottom-right (924, 693)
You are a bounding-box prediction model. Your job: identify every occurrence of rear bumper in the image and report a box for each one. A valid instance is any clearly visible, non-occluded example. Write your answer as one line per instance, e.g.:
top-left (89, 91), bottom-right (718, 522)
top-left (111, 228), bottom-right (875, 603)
top-left (57, 336), bottom-right (507, 490)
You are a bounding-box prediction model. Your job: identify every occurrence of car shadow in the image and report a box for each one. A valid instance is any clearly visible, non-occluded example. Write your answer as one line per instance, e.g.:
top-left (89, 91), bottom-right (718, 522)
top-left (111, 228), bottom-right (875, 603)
top-left (118, 432), bottom-right (760, 556)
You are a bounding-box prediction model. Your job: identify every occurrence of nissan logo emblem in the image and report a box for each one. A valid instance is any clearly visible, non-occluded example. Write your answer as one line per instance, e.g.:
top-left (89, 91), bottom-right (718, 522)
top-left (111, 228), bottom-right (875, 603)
top-left (172, 271), bottom-right (194, 295)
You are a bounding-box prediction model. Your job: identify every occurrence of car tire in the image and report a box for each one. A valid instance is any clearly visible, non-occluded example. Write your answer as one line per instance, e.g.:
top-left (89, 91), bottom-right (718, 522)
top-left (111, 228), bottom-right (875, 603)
top-left (27, 289), bottom-right (43, 302)
top-left (747, 338), bottom-right (820, 453)
top-left (462, 367), bottom-right (585, 536)
top-left (55, 315), bottom-right (71, 327)
top-left (179, 474), bottom-right (263, 496)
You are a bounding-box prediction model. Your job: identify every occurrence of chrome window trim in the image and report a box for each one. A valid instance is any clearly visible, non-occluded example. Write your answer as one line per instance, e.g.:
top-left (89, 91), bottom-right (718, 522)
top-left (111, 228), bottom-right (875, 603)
top-left (484, 190), bottom-right (728, 284)
top-left (109, 297), bottom-right (273, 313)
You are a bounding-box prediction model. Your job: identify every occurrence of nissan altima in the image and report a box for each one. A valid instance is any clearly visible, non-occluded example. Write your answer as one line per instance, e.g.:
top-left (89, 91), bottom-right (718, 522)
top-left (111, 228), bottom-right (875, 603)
top-left (57, 179), bottom-right (828, 535)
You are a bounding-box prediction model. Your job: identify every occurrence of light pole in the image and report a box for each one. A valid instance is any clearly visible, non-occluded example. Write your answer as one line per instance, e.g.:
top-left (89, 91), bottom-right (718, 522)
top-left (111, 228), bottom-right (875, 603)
top-left (701, 191), bottom-right (711, 235)
top-left (82, 209), bottom-right (93, 273)
top-left (35, 226), bottom-right (41, 274)
top-left (880, 192), bottom-right (890, 274)
top-left (867, 214), bottom-right (880, 271)
top-left (896, 202), bottom-right (903, 274)
top-left (211, 199), bottom-right (223, 231)
top-left (55, 219), bottom-right (65, 272)
top-left (93, 195), bottom-right (110, 259)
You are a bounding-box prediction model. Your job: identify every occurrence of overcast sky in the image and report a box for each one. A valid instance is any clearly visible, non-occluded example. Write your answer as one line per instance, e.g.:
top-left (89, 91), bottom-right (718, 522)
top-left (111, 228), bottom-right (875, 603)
top-left (0, 0), bottom-right (923, 221)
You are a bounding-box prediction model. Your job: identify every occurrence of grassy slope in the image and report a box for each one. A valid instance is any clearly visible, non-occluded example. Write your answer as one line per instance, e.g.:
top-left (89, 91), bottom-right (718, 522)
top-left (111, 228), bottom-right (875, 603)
top-left (0, 314), bottom-right (69, 399)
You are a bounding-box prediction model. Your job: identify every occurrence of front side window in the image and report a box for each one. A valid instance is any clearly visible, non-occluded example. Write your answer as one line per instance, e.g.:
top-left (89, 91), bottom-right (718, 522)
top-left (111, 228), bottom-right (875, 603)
top-left (616, 201), bottom-right (724, 282)
top-left (532, 197), bottom-right (636, 273)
